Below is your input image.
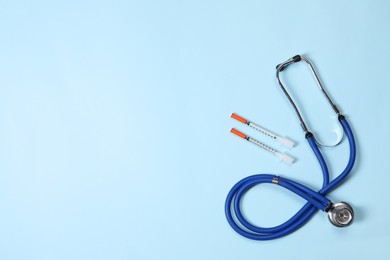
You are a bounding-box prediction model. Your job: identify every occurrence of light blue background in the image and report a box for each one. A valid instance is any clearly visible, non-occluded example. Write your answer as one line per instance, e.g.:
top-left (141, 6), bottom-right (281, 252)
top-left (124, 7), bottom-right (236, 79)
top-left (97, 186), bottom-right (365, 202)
top-left (0, 1), bottom-right (389, 259)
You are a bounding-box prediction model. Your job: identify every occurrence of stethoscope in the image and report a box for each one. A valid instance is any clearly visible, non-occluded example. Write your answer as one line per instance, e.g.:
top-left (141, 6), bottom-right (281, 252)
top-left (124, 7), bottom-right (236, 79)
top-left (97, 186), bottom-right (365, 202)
top-left (225, 55), bottom-right (356, 240)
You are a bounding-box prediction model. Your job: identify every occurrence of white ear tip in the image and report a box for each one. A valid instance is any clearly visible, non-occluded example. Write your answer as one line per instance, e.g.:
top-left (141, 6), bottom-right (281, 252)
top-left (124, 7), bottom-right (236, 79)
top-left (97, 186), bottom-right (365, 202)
top-left (278, 137), bottom-right (295, 148)
top-left (276, 153), bottom-right (295, 164)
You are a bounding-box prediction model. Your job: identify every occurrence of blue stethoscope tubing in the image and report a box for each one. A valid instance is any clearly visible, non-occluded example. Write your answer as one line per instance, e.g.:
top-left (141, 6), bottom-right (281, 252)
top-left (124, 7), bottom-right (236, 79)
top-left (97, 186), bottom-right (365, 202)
top-left (225, 117), bottom-right (356, 240)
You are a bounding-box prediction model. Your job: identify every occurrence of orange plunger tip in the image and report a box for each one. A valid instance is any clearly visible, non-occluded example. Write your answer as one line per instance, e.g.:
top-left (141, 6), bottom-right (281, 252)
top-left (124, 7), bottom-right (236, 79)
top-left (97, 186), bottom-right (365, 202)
top-left (230, 128), bottom-right (247, 139)
top-left (231, 113), bottom-right (247, 124)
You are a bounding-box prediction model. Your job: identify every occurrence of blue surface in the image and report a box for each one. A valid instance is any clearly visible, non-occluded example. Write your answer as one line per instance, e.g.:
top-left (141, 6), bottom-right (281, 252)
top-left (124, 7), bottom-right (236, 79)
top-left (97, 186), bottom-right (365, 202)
top-left (0, 1), bottom-right (389, 259)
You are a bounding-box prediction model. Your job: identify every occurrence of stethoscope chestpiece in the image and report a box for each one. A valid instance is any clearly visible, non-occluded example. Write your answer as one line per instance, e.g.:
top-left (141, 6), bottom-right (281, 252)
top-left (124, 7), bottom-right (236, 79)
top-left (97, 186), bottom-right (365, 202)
top-left (327, 202), bottom-right (354, 227)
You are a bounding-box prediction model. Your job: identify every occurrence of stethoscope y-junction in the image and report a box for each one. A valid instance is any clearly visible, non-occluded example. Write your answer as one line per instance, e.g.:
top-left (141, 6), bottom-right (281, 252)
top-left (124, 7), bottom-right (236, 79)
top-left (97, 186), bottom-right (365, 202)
top-left (225, 55), bottom-right (356, 240)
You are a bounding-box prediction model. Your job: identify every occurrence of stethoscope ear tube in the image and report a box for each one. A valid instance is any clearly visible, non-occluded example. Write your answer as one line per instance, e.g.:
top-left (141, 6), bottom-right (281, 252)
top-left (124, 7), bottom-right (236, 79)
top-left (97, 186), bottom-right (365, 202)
top-left (276, 55), bottom-right (341, 134)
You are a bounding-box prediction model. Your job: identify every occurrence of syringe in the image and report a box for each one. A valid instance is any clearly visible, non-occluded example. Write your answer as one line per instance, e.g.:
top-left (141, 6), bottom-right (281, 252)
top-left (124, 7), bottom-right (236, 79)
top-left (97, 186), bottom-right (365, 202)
top-left (231, 113), bottom-right (295, 148)
top-left (230, 128), bottom-right (295, 164)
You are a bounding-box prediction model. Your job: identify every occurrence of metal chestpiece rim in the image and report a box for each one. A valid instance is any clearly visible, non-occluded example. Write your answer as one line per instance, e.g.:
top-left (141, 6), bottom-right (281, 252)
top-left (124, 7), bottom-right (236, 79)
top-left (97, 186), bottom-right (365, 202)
top-left (327, 202), bottom-right (354, 227)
